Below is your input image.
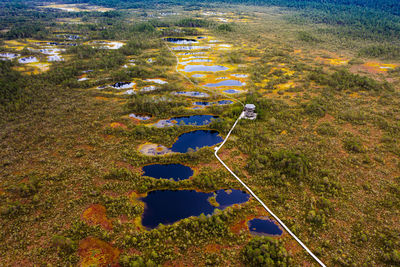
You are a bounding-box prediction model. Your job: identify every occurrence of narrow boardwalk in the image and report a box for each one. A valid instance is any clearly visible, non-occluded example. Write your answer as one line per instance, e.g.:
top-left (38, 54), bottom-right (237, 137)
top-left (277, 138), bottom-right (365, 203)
top-left (166, 38), bottom-right (326, 267)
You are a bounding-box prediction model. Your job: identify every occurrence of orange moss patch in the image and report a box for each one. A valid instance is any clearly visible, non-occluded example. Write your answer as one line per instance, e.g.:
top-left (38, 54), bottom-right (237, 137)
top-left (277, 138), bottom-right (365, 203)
top-left (204, 244), bottom-right (223, 253)
top-left (284, 239), bottom-right (303, 256)
top-left (363, 62), bottom-right (397, 73)
top-left (317, 113), bottom-right (335, 125)
top-left (82, 204), bottom-right (113, 230)
top-left (76, 144), bottom-right (94, 151)
top-left (230, 219), bottom-right (248, 234)
top-left (110, 122), bottom-right (127, 129)
top-left (78, 237), bottom-right (120, 267)
top-left (348, 92), bottom-right (360, 98)
top-left (129, 191), bottom-right (146, 205)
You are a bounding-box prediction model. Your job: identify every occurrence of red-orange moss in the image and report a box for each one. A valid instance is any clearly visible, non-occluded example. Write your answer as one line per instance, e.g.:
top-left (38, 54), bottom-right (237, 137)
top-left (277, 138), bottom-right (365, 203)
top-left (110, 122), bottom-right (127, 129)
top-left (78, 237), bottom-right (120, 267)
top-left (82, 204), bottom-right (113, 230)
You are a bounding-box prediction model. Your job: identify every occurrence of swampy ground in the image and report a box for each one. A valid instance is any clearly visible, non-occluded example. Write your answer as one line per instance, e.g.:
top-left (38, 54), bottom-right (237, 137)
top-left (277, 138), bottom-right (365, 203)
top-left (1, 0), bottom-right (400, 266)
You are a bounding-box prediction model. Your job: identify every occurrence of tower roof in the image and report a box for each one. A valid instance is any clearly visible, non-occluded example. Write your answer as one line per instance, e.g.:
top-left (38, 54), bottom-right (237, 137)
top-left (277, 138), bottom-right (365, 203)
top-left (245, 104), bottom-right (255, 109)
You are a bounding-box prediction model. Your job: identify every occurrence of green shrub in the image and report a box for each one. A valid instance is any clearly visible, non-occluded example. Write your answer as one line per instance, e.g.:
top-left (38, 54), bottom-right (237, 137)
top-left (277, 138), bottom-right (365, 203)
top-left (309, 69), bottom-right (391, 92)
top-left (52, 235), bottom-right (75, 254)
top-left (316, 123), bottom-right (337, 136)
top-left (297, 31), bottom-right (320, 43)
top-left (270, 150), bottom-right (309, 179)
top-left (217, 24), bottom-right (234, 32)
top-left (306, 197), bottom-right (333, 228)
top-left (242, 237), bottom-right (291, 266)
top-left (9, 177), bottom-right (41, 197)
top-left (359, 44), bottom-right (400, 60)
top-left (104, 168), bottom-right (135, 181)
top-left (101, 195), bottom-right (143, 218)
top-left (343, 137), bottom-right (365, 153)
top-left (303, 98), bottom-right (326, 117)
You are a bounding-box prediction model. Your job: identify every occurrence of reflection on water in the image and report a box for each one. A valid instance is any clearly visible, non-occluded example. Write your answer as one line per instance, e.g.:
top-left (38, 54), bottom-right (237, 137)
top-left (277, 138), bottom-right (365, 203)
top-left (182, 65), bottom-right (228, 72)
top-left (142, 164), bottom-right (193, 181)
top-left (141, 189), bottom-right (250, 228)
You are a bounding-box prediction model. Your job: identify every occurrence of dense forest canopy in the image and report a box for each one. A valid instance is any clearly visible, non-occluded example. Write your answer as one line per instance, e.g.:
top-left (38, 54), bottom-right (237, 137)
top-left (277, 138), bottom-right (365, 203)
top-left (51, 0), bottom-right (400, 16)
top-left (1, 0), bottom-right (399, 43)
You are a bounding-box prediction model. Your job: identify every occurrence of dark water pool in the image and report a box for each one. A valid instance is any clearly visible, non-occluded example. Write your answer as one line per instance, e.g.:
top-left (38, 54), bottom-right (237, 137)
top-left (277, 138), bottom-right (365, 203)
top-left (141, 189), bottom-right (250, 228)
top-left (142, 164), bottom-right (193, 181)
top-left (172, 46), bottom-right (210, 51)
top-left (174, 91), bottom-right (209, 98)
top-left (181, 59), bottom-right (213, 64)
top-left (204, 80), bottom-right (245, 87)
top-left (153, 115), bottom-right (218, 127)
top-left (193, 100), bottom-right (233, 106)
top-left (248, 218), bottom-right (283, 236)
top-left (171, 130), bottom-right (223, 153)
top-left (183, 65), bottom-right (229, 72)
top-left (164, 38), bottom-right (198, 44)
top-left (194, 101), bottom-right (213, 106)
top-left (112, 82), bottom-right (134, 89)
top-left (223, 89), bottom-right (242, 94)
top-left (217, 100), bottom-right (234, 105)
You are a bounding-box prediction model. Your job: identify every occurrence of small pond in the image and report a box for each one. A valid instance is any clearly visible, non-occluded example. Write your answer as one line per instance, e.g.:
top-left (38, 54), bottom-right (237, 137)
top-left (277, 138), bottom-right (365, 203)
top-left (129, 113), bottom-right (151, 120)
top-left (18, 56), bottom-right (38, 64)
top-left (164, 38), bottom-right (198, 44)
top-left (124, 89), bottom-right (136, 95)
top-left (172, 46), bottom-right (210, 51)
top-left (145, 79), bottom-right (168, 84)
top-left (171, 130), bottom-right (223, 153)
top-left (194, 101), bottom-right (213, 106)
top-left (48, 55), bottom-right (63, 62)
top-left (223, 89), bottom-right (243, 94)
top-left (141, 189), bottom-right (250, 228)
top-left (174, 91), bottom-right (209, 98)
top-left (0, 53), bottom-right (20, 59)
top-left (178, 52), bottom-right (206, 56)
top-left (193, 100), bottom-right (233, 106)
top-left (152, 115), bottom-right (218, 128)
top-left (204, 80), bottom-right (245, 87)
top-left (192, 74), bottom-right (205, 78)
top-left (248, 218), bottom-right (283, 236)
top-left (142, 164), bottom-right (193, 181)
top-left (231, 73), bottom-right (248, 78)
top-left (140, 85), bottom-right (157, 92)
top-left (112, 82), bottom-right (134, 89)
top-left (182, 65), bottom-right (229, 72)
top-left (217, 100), bottom-right (234, 105)
top-left (180, 59), bottom-right (213, 65)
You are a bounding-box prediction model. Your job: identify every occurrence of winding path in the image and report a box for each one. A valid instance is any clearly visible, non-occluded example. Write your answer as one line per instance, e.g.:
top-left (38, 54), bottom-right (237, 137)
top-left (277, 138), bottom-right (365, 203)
top-left (166, 39), bottom-right (326, 267)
